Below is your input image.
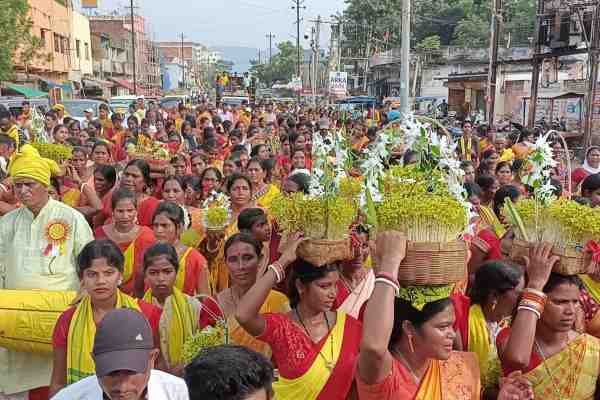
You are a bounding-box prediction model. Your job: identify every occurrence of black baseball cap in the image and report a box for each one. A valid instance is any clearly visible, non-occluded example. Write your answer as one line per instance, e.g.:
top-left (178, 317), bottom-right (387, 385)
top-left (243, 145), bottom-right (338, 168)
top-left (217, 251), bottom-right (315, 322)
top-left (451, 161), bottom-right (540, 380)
top-left (92, 309), bottom-right (154, 377)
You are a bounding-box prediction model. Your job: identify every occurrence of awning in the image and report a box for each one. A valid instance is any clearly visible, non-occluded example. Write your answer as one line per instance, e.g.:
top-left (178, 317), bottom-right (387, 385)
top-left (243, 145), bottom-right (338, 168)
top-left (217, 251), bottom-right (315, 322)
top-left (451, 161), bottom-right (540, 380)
top-left (6, 84), bottom-right (48, 98)
top-left (110, 78), bottom-right (135, 92)
top-left (83, 78), bottom-right (114, 88)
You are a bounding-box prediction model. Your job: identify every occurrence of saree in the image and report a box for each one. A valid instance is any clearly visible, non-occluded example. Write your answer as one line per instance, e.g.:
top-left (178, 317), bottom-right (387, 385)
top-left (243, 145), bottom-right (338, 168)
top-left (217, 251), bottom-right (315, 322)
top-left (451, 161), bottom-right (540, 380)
top-left (66, 291), bottom-right (140, 383)
top-left (228, 290), bottom-right (289, 357)
top-left (174, 247), bottom-right (207, 296)
top-left (357, 352), bottom-right (481, 400)
top-left (272, 313), bottom-right (361, 400)
top-left (467, 304), bottom-right (502, 389)
top-left (255, 184), bottom-right (280, 210)
top-left (94, 226), bottom-right (156, 295)
top-left (335, 270), bottom-right (375, 319)
top-left (523, 334), bottom-right (600, 399)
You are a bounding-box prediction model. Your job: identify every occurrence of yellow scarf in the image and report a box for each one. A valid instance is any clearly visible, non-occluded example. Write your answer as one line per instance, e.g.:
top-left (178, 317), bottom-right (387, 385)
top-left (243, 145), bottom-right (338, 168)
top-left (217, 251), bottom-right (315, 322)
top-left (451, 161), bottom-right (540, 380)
top-left (415, 359), bottom-right (443, 400)
top-left (459, 137), bottom-right (473, 161)
top-left (525, 334), bottom-right (600, 399)
top-left (66, 291), bottom-right (140, 383)
top-left (175, 247), bottom-right (193, 293)
top-left (273, 313), bottom-right (346, 400)
top-left (144, 287), bottom-right (199, 368)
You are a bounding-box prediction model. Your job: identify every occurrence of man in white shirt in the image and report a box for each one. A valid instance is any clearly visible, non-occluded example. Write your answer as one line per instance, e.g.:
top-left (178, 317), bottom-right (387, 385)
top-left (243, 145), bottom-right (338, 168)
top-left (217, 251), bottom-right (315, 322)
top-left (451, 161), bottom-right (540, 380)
top-left (52, 309), bottom-right (188, 400)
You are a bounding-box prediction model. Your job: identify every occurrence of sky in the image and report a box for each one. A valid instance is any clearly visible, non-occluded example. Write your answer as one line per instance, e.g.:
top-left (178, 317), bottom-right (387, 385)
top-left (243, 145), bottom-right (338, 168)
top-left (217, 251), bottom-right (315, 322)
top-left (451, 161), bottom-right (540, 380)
top-left (93, 0), bottom-right (346, 49)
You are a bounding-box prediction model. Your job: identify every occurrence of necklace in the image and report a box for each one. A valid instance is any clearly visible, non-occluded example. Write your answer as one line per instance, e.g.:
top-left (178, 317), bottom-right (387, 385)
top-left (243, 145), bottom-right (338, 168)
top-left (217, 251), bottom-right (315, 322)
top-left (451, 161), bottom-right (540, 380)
top-left (392, 348), bottom-right (427, 386)
top-left (252, 184), bottom-right (269, 201)
top-left (295, 308), bottom-right (335, 371)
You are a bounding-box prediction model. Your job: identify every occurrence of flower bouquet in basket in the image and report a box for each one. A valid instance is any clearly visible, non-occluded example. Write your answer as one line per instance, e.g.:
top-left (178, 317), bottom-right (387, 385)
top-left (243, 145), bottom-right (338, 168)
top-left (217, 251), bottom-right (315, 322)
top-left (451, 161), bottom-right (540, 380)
top-left (360, 116), bottom-right (471, 286)
top-left (271, 130), bottom-right (361, 267)
top-left (503, 132), bottom-right (600, 274)
top-left (201, 191), bottom-right (232, 235)
top-left (182, 319), bottom-right (228, 364)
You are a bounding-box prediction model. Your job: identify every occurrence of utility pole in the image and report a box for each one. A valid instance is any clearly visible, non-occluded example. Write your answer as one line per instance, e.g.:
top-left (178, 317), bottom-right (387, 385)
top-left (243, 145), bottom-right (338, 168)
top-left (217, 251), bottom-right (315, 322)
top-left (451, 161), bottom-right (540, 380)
top-left (266, 33), bottom-right (275, 64)
top-left (363, 27), bottom-right (372, 93)
top-left (180, 33), bottom-right (186, 91)
top-left (291, 0), bottom-right (305, 100)
top-left (314, 16), bottom-right (321, 104)
top-left (400, 0), bottom-right (411, 115)
top-left (583, 3), bottom-right (600, 149)
top-left (486, 0), bottom-right (502, 126)
top-left (129, 0), bottom-right (137, 95)
top-left (528, 0), bottom-right (544, 128)
top-left (258, 49), bottom-right (262, 65)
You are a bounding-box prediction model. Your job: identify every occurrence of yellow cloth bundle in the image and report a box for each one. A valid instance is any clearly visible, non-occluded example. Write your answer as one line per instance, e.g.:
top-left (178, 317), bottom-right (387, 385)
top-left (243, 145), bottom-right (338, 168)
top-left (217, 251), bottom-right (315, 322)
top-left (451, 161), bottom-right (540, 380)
top-left (0, 289), bottom-right (77, 354)
top-left (9, 144), bottom-right (61, 186)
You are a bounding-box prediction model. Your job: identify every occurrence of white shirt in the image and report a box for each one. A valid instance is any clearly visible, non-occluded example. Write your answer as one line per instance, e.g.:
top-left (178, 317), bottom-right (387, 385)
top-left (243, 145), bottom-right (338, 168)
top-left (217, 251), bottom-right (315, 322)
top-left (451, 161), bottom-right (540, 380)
top-left (51, 370), bottom-right (189, 400)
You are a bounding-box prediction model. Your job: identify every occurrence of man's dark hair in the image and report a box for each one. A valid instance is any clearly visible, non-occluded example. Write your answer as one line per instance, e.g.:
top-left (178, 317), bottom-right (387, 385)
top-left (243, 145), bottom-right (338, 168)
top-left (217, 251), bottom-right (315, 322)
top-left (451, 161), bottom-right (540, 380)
top-left (185, 345), bottom-right (274, 400)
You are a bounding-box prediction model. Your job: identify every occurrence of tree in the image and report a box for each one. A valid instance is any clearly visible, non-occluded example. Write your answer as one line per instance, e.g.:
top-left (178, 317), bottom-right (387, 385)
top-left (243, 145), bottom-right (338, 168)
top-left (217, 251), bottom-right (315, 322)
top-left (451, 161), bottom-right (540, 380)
top-left (0, 0), bottom-right (45, 82)
top-left (249, 41), bottom-right (301, 87)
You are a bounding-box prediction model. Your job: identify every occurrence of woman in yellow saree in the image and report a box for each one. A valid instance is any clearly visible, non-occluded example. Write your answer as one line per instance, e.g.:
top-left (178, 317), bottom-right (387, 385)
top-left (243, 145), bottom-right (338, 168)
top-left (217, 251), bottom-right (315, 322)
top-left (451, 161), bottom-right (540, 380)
top-left (142, 242), bottom-right (223, 376)
top-left (498, 243), bottom-right (599, 399)
top-left (246, 157), bottom-right (280, 210)
top-left (199, 173), bottom-right (256, 294)
top-left (216, 232), bottom-right (289, 358)
top-left (49, 239), bottom-right (161, 397)
top-left (357, 231), bottom-right (533, 400)
top-left (236, 233), bottom-right (362, 400)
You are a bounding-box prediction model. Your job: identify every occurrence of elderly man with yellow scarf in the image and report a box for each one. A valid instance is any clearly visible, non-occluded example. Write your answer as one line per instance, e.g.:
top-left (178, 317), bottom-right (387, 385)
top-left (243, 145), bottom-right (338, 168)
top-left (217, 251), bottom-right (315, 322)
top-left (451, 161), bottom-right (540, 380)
top-left (0, 144), bottom-right (93, 400)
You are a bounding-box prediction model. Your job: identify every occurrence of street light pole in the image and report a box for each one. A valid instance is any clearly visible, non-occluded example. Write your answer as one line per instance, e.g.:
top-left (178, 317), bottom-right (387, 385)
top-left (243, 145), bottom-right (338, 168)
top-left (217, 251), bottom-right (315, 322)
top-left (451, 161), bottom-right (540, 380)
top-left (266, 33), bottom-right (275, 64)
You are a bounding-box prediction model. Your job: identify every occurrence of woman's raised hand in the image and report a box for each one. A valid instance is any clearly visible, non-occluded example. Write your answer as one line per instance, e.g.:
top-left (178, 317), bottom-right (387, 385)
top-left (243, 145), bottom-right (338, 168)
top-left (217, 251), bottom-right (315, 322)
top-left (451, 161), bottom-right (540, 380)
top-left (372, 231), bottom-right (407, 279)
top-left (523, 242), bottom-right (559, 290)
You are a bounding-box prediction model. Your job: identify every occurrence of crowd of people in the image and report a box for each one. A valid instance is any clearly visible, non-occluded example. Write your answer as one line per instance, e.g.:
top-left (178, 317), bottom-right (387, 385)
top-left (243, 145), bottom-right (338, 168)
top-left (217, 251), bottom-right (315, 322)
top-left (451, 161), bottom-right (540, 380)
top-left (0, 95), bottom-right (599, 400)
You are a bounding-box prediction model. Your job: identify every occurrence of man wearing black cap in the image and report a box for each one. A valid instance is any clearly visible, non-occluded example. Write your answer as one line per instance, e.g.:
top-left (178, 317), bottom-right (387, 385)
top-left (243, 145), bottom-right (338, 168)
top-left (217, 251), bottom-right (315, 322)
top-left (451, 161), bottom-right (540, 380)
top-left (52, 309), bottom-right (188, 400)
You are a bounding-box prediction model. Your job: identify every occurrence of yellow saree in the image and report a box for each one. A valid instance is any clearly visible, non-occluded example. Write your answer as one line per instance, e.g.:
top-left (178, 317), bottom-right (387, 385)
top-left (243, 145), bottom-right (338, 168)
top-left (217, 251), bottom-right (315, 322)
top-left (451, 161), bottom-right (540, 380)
top-left (524, 334), bottom-right (600, 399)
top-left (66, 291), bottom-right (140, 383)
top-left (255, 184), bottom-right (280, 210)
top-left (228, 290), bottom-right (289, 357)
top-left (415, 352), bottom-right (481, 400)
top-left (273, 313), bottom-right (347, 400)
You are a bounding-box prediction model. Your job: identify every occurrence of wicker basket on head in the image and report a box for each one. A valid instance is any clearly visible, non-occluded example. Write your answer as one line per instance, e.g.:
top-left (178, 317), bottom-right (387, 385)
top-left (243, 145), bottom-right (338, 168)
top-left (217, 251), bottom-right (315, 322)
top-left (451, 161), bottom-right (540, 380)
top-left (297, 238), bottom-right (353, 267)
top-left (509, 239), bottom-right (595, 275)
top-left (398, 240), bottom-right (467, 285)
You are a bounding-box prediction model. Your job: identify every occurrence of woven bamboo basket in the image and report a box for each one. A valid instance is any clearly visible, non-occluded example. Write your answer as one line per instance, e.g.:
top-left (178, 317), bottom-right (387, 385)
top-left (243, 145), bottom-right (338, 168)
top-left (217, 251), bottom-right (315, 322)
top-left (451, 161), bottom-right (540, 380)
top-left (398, 240), bottom-right (468, 285)
top-left (509, 239), bottom-right (594, 275)
top-left (297, 238), bottom-right (353, 267)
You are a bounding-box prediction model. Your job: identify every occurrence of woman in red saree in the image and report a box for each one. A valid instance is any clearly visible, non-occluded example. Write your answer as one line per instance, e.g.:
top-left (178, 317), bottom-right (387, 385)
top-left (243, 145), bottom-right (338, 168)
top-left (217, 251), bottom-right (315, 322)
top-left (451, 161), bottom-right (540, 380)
top-left (236, 235), bottom-right (362, 400)
top-left (94, 187), bottom-right (156, 297)
top-left (357, 231), bottom-right (533, 400)
top-left (101, 159), bottom-right (160, 228)
top-left (152, 201), bottom-right (210, 296)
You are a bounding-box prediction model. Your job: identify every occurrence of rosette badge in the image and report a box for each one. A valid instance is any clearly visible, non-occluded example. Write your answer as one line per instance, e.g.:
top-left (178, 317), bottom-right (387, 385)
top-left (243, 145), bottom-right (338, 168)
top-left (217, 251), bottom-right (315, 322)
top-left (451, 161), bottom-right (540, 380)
top-left (202, 191), bottom-right (232, 233)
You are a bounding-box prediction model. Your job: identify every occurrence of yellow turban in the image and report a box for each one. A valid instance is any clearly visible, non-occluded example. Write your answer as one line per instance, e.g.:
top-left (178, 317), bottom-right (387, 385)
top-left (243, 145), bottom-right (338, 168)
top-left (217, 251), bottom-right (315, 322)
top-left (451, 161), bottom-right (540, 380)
top-left (2, 125), bottom-right (19, 149)
top-left (52, 104), bottom-right (65, 112)
top-left (9, 144), bottom-right (61, 187)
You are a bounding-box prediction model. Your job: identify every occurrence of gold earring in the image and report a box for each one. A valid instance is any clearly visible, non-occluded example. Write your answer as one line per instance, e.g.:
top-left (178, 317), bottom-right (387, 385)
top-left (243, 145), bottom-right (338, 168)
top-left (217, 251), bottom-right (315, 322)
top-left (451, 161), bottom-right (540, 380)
top-left (408, 334), bottom-right (415, 353)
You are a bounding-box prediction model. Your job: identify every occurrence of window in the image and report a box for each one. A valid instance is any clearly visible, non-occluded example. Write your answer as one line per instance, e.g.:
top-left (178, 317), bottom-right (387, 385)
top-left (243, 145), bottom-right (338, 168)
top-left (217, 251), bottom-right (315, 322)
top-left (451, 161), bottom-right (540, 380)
top-left (54, 33), bottom-right (60, 53)
top-left (76, 39), bottom-right (81, 58)
top-left (40, 29), bottom-right (46, 47)
top-left (85, 43), bottom-right (90, 60)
